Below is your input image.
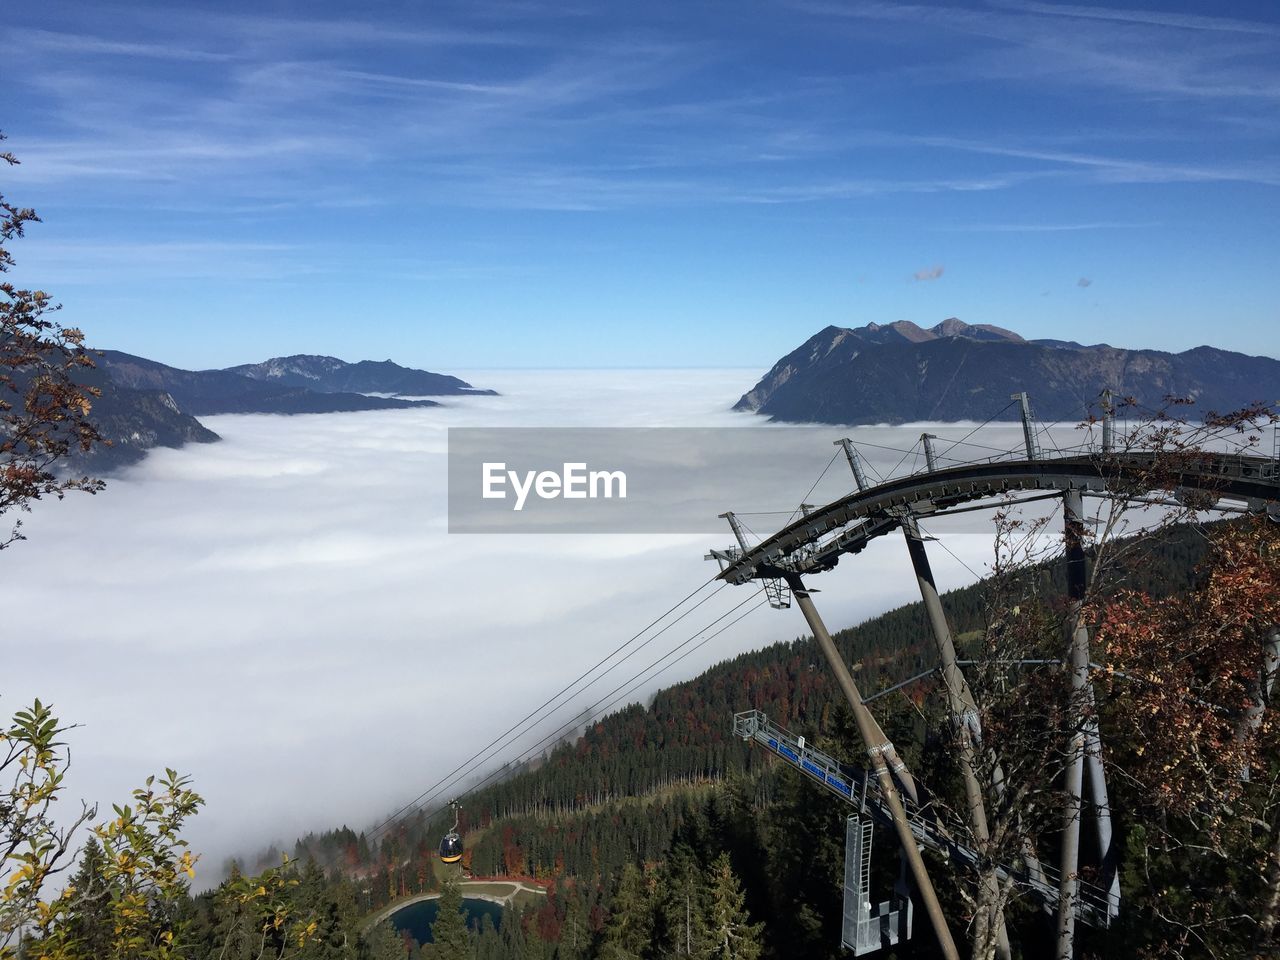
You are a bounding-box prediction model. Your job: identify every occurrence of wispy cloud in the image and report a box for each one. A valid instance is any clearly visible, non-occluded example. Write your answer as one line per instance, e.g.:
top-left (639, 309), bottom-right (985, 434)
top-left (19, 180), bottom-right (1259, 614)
top-left (905, 134), bottom-right (1280, 187)
top-left (913, 264), bottom-right (945, 281)
top-left (796, 0), bottom-right (1280, 101)
top-left (987, 1), bottom-right (1280, 38)
top-left (932, 220), bottom-right (1156, 232)
top-left (10, 0), bottom-right (1279, 219)
top-left (11, 28), bottom-right (238, 62)
top-left (13, 133), bottom-right (361, 184)
top-left (5, 14), bottom-right (723, 214)
top-left (731, 172), bottom-right (1043, 205)
top-left (3, 0), bottom-right (1277, 351)
top-left (18, 240), bottom-right (314, 284)
top-left (174, 9), bottom-right (540, 51)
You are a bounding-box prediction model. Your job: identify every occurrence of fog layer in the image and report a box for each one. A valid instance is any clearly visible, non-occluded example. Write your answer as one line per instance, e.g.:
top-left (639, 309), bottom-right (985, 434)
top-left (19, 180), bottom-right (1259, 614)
top-left (8, 369), bottom-right (1049, 876)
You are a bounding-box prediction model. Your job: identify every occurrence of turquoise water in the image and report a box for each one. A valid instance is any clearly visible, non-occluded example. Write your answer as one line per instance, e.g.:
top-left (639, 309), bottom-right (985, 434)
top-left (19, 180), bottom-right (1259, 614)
top-left (385, 897), bottom-right (504, 944)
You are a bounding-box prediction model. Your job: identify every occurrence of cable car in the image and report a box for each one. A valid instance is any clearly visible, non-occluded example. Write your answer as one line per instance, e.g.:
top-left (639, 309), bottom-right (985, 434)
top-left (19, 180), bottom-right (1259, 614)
top-left (439, 800), bottom-right (463, 864)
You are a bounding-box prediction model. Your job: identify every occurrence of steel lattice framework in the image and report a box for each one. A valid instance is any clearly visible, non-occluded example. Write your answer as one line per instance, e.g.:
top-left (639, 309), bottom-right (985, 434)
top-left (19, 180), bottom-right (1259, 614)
top-left (715, 450), bottom-right (1280, 585)
top-left (710, 401), bottom-right (1280, 960)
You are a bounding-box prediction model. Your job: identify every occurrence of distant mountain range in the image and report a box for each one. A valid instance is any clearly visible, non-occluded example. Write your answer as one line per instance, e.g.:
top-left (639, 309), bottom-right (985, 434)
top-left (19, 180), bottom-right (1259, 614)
top-left (75, 352), bottom-right (496, 470)
top-left (96, 351), bottom-right (496, 417)
top-left (225, 355), bottom-right (492, 398)
top-left (735, 319), bottom-right (1280, 425)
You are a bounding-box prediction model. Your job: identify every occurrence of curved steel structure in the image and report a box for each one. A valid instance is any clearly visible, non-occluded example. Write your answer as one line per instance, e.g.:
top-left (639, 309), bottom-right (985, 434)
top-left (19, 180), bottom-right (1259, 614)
top-left (713, 439), bottom-right (1280, 959)
top-left (718, 450), bottom-right (1280, 585)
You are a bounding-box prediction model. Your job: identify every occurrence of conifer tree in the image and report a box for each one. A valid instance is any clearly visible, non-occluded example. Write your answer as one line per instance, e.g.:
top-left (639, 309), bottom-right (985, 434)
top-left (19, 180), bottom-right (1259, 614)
top-left (762, 771), bottom-right (844, 958)
top-left (521, 918), bottom-right (555, 960)
top-left (558, 888), bottom-right (590, 960)
top-left (287, 858), bottom-right (360, 959)
top-left (702, 854), bottom-right (761, 960)
top-left (57, 837), bottom-right (114, 958)
top-left (207, 863), bottom-right (258, 960)
top-left (362, 920), bottom-right (409, 960)
top-left (657, 846), bottom-right (708, 958)
top-left (429, 878), bottom-right (472, 960)
top-left (599, 864), bottom-right (655, 960)
top-left (473, 913), bottom-right (500, 960)
top-left (499, 904), bottom-right (526, 957)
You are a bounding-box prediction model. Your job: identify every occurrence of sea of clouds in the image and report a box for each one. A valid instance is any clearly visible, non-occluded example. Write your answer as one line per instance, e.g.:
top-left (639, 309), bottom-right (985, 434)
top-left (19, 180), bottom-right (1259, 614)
top-left (5, 369), bottom-right (1082, 880)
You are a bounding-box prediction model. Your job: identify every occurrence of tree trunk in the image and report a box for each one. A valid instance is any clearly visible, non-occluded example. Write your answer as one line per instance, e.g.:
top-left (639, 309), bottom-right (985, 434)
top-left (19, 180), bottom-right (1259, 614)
top-left (972, 867), bottom-right (1007, 960)
top-left (1260, 816), bottom-right (1280, 942)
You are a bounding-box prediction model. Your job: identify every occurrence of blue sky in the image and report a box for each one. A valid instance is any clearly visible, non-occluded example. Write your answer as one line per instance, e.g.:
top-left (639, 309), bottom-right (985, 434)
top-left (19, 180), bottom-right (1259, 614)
top-left (4, 0), bottom-right (1278, 370)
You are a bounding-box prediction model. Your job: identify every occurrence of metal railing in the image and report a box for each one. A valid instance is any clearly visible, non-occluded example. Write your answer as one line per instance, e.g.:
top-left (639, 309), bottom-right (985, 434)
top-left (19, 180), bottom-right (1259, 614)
top-left (733, 709), bottom-right (1116, 926)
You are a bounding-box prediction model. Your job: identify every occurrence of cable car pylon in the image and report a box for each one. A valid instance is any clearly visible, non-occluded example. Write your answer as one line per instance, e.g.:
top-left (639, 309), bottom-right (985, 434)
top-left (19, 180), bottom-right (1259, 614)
top-left (893, 438), bottom-right (1011, 959)
top-left (784, 572), bottom-right (962, 960)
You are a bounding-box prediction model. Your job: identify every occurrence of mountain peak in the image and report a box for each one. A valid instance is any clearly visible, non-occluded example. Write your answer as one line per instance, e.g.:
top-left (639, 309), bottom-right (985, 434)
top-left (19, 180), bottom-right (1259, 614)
top-left (225, 356), bottom-right (496, 397)
top-left (737, 322), bottom-right (1279, 424)
top-left (928, 318), bottom-right (1024, 343)
top-left (231, 355), bottom-right (347, 382)
top-left (883, 320), bottom-right (934, 343)
top-left (827, 318), bottom-right (1025, 346)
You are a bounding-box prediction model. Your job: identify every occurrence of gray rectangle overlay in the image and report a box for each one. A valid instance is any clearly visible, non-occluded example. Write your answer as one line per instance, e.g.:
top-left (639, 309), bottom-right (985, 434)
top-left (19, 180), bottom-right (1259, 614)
top-left (448, 426), bottom-right (847, 533)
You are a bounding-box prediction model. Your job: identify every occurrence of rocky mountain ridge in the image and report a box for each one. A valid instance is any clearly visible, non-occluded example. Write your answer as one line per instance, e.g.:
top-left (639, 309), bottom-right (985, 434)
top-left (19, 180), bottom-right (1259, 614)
top-left (735, 319), bottom-right (1280, 425)
top-left (225, 355), bottom-right (496, 398)
top-left (75, 351), bottom-right (496, 470)
top-left (61, 363), bottom-right (220, 471)
top-left (96, 351), bottom-right (444, 417)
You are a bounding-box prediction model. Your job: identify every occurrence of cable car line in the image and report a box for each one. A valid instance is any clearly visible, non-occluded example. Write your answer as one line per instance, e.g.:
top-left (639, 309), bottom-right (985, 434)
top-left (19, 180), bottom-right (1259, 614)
top-left (933, 398), bottom-right (1019, 464)
top-left (374, 587), bottom-right (767, 855)
top-left (365, 576), bottom-right (734, 844)
top-left (417, 591), bottom-right (769, 860)
top-left (392, 396), bottom-right (1118, 864)
top-left (785, 449), bottom-right (841, 526)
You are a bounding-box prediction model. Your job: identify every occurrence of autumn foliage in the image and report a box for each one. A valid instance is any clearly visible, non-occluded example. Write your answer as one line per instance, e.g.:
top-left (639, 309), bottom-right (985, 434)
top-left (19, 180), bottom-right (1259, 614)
top-left (0, 132), bottom-right (104, 549)
top-left (1095, 519), bottom-right (1280, 824)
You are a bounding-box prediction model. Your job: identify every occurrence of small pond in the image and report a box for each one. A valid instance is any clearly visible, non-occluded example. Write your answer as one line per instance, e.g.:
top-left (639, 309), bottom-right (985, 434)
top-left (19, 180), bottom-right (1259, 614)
top-left (386, 897), bottom-right (504, 944)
